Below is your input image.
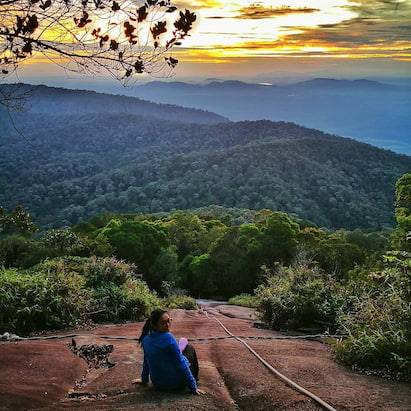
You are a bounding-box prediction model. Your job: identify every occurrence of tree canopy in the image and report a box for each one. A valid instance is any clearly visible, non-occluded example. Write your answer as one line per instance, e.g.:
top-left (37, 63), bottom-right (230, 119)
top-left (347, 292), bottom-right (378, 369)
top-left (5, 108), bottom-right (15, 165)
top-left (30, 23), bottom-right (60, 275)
top-left (0, 0), bottom-right (195, 107)
top-left (391, 173), bottom-right (411, 251)
top-left (2, 105), bottom-right (410, 230)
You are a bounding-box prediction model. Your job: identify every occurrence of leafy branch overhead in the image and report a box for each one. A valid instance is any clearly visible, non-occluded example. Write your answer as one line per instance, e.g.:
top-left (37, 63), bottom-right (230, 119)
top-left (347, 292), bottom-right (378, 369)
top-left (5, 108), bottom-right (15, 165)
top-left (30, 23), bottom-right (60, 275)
top-left (0, 0), bottom-right (196, 82)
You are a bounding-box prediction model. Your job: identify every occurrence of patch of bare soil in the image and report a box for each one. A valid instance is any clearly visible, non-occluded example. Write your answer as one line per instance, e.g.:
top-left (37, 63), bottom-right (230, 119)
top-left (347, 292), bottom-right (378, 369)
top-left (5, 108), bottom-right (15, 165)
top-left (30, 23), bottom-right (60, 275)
top-left (1, 307), bottom-right (410, 410)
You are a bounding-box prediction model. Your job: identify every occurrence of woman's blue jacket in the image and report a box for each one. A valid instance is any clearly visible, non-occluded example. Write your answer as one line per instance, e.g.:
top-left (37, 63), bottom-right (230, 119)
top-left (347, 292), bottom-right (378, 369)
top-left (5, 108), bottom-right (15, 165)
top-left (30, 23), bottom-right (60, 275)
top-left (141, 331), bottom-right (197, 393)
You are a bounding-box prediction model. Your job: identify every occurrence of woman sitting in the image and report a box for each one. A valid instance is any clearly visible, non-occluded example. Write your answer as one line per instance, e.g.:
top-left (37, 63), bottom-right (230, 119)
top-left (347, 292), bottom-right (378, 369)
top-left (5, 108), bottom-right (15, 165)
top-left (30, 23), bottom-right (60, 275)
top-left (134, 309), bottom-right (203, 395)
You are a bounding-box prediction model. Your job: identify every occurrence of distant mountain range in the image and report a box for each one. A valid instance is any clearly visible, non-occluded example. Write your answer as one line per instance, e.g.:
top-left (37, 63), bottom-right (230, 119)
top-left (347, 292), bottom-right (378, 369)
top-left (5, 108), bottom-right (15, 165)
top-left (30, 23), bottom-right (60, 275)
top-left (130, 78), bottom-right (411, 155)
top-left (141, 77), bottom-right (403, 92)
top-left (1, 84), bottom-right (410, 230)
top-left (0, 83), bottom-right (228, 125)
top-left (288, 78), bottom-right (398, 90)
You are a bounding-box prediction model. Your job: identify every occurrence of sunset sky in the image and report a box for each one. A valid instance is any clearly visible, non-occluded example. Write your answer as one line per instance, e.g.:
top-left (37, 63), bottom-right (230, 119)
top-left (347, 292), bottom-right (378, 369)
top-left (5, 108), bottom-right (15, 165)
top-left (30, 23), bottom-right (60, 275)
top-left (14, 0), bottom-right (411, 83)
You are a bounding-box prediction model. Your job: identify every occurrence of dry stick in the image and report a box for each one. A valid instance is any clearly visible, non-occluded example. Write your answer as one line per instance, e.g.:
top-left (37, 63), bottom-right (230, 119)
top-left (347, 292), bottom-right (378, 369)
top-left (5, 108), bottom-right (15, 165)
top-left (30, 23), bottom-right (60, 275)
top-left (204, 309), bottom-right (337, 411)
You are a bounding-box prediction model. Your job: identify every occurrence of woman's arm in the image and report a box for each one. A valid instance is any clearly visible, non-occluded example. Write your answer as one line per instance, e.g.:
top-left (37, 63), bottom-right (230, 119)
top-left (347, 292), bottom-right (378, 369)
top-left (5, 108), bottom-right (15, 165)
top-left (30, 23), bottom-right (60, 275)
top-left (169, 339), bottom-right (197, 394)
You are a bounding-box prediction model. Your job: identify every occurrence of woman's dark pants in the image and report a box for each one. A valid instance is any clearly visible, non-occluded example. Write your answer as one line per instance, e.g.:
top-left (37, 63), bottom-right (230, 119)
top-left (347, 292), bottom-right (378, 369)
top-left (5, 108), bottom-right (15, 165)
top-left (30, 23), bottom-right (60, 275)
top-left (182, 344), bottom-right (199, 382)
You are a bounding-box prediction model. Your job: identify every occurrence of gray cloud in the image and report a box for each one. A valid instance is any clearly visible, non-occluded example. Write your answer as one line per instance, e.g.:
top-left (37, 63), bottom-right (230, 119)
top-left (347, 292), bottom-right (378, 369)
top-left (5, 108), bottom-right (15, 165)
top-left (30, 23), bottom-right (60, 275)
top-left (204, 4), bottom-right (320, 20)
top-left (283, 1), bottom-right (411, 49)
top-left (234, 5), bottom-right (319, 20)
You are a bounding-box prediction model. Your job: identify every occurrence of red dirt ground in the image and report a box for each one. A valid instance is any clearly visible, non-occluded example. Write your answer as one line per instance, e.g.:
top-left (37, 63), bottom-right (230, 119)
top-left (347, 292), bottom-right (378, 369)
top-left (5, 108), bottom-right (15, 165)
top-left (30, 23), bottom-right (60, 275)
top-left (1, 305), bottom-right (410, 410)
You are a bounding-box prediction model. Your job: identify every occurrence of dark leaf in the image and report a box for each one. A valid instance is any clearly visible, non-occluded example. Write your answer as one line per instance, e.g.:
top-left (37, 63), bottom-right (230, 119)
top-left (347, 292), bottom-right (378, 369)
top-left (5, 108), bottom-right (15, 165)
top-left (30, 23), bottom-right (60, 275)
top-left (151, 20), bottom-right (167, 39)
top-left (74, 11), bottom-right (92, 28)
top-left (16, 16), bottom-right (25, 34)
top-left (124, 21), bottom-right (136, 43)
top-left (39, 0), bottom-right (51, 10)
top-left (134, 60), bottom-right (144, 73)
top-left (25, 15), bottom-right (39, 34)
top-left (21, 41), bottom-right (33, 54)
top-left (165, 56), bottom-right (178, 68)
top-left (110, 39), bottom-right (119, 50)
top-left (99, 35), bottom-right (109, 47)
top-left (174, 9), bottom-right (196, 34)
top-left (137, 6), bottom-right (148, 22)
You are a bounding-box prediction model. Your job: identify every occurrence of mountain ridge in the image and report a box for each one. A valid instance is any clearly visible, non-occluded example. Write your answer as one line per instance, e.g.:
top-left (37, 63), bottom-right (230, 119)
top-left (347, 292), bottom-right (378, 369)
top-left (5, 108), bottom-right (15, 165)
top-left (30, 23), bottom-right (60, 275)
top-left (139, 77), bottom-right (400, 92)
top-left (129, 77), bottom-right (411, 155)
top-left (0, 83), bottom-right (229, 125)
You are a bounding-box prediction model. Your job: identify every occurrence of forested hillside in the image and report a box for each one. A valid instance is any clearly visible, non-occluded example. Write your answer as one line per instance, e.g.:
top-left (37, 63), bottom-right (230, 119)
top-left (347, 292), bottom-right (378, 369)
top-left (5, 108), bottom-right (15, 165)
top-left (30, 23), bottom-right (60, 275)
top-left (1, 106), bottom-right (410, 229)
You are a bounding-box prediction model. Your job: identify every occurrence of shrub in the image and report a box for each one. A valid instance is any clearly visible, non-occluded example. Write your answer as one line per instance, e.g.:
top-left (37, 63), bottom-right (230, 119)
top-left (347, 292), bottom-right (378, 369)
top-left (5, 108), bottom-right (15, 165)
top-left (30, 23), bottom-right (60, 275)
top-left (0, 236), bottom-right (47, 268)
top-left (0, 267), bottom-right (92, 334)
top-left (0, 256), bottom-right (161, 333)
top-left (256, 264), bottom-right (341, 330)
top-left (228, 294), bottom-right (259, 308)
top-left (162, 295), bottom-right (197, 310)
top-left (30, 256), bottom-right (88, 275)
top-left (93, 278), bottom-right (161, 321)
top-left (37, 257), bottom-right (159, 322)
top-left (334, 252), bottom-right (411, 377)
top-left (335, 293), bottom-right (410, 376)
top-left (31, 256), bottom-right (139, 287)
top-left (42, 229), bottom-right (82, 254)
top-left (160, 280), bottom-right (189, 298)
top-left (121, 278), bottom-right (161, 318)
top-left (83, 256), bottom-right (139, 287)
top-left (72, 235), bottom-right (114, 257)
top-left (391, 173), bottom-right (411, 251)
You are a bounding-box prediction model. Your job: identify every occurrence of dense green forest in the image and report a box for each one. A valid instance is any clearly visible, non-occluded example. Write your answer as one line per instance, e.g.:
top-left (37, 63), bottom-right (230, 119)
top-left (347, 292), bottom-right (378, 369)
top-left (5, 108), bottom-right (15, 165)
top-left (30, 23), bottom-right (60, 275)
top-left (0, 173), bottom-right (410, 379)
top-left (1, 87), bottom-right (410, 229)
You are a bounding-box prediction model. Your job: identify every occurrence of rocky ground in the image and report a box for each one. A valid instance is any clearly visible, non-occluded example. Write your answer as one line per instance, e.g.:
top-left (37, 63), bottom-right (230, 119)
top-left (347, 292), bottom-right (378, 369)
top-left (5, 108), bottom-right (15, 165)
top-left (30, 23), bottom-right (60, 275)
top-left (1, 304), bottom-right (410, 410)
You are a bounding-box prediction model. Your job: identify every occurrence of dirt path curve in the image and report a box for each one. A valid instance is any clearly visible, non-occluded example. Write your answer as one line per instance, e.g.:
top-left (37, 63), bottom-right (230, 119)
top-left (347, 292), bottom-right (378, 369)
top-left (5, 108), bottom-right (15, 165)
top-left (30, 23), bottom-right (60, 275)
top-left (1, 305), bottom-right (410, 410)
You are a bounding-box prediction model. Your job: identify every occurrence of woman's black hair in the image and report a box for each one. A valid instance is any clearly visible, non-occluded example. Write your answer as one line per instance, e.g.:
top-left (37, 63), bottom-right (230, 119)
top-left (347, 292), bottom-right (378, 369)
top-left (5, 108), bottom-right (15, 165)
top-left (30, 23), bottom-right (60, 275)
top-left (138, 308), bottom-right (168, 344)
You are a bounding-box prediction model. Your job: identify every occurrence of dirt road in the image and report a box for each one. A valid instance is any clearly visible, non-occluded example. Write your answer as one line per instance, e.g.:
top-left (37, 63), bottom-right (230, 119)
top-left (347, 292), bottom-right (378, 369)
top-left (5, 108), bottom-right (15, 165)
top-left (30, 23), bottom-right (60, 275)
top-left (1, 305), bottom-right (410, 410)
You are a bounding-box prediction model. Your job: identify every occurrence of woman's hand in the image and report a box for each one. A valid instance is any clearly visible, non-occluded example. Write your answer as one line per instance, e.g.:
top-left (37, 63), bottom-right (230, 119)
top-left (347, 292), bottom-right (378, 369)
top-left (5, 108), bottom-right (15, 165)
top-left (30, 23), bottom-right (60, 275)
top-left (132, 378), bottom-right (147, 386)
top-left (194, 388), bottom-right (206, 395)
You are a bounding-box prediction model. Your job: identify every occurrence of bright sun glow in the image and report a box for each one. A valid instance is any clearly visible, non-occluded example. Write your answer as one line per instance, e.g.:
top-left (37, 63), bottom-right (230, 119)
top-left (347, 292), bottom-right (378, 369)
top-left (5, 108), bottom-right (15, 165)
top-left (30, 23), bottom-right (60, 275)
top-left (170, 0), bottom-right (411, 61)
top-left (176, 1), bottom-right (356, 51)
